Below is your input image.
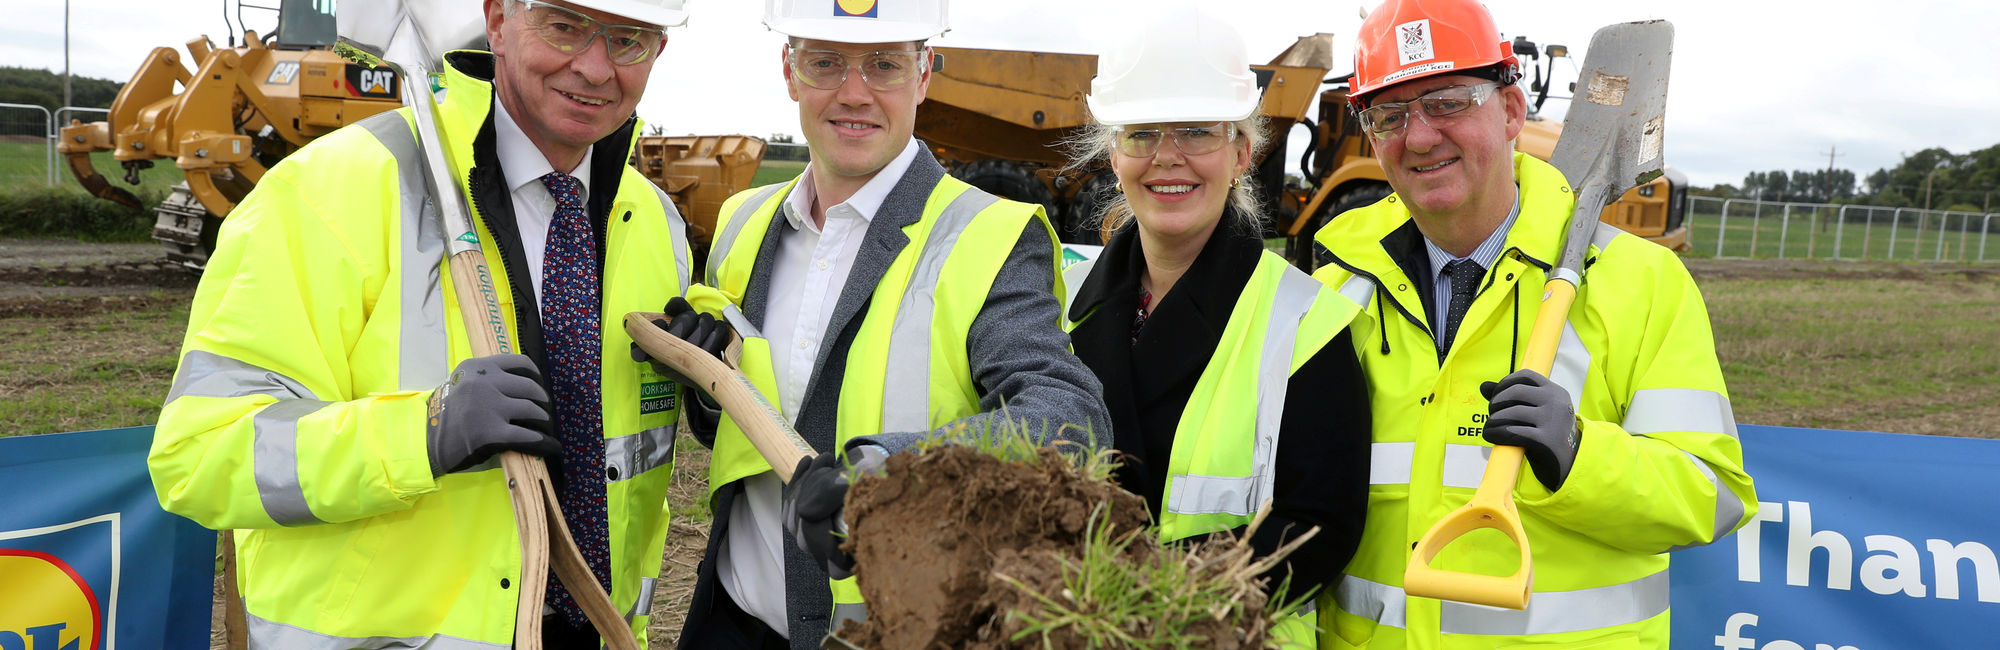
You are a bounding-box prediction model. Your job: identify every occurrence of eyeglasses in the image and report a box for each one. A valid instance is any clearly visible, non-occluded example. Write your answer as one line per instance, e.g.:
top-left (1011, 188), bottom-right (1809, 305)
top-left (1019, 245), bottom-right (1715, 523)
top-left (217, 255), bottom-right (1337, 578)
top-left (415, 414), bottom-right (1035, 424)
top-left (1112, 122), bottom-right (1236, 158)
top-left (1356, 82), bottom-right (1501, 139)
top-left (786, 46), bottom-right (928, 91)
top-left (515, 0), bottom-right (667, 66)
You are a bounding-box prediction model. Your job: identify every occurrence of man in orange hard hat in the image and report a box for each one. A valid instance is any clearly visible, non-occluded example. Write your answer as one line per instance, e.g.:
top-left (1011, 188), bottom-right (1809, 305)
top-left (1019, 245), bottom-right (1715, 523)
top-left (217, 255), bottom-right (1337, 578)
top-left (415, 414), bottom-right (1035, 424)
top-left (1308, 0), bottom-right (1756, 646)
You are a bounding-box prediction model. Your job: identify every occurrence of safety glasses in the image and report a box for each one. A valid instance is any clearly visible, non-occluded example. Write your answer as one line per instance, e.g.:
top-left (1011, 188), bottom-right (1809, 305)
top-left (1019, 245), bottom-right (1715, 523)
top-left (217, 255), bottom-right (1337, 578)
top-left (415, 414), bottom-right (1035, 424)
top-left (1112, 122), bottom-right (1236, 158)
top-left (516, 0), bottom-right (667, 66)
top-left (1356, 82), bottom-right (1501, 139)
top-left (786, 46), bottom-right (928, 91)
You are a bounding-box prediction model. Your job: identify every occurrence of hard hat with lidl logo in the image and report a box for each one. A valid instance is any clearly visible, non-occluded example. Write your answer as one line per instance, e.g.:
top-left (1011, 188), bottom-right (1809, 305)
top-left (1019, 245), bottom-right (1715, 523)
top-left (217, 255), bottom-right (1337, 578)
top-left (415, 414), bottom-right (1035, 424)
top-left (764, 0), bottom-right (948, 43)
top-left (1348, 0), bottom-right (1518, 109)
top-left (1085, 4), bottom-right (1258, 126)
top-left (566, 0), bottom-right (690, 28)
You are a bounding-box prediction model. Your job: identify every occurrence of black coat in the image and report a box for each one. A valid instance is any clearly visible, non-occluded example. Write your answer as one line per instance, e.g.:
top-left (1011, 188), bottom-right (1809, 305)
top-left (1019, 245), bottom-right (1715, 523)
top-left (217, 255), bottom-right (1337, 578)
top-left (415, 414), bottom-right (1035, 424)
top-left (1067, 218), bottom-right (1371, 599)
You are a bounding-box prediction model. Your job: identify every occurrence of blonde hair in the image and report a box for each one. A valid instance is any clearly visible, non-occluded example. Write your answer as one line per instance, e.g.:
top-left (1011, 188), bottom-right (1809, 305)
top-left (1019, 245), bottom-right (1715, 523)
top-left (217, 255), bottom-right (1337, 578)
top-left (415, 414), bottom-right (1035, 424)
top-left (1067, 115), bottom-right (1269, 234)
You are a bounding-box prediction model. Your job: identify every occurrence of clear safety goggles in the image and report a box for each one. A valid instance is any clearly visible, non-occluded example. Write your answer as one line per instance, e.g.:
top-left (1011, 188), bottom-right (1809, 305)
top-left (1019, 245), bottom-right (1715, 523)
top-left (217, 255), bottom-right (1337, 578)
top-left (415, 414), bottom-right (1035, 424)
top-left (1356, 82), bottom-right (1501, 139)
top-left (1112, 122), bottom-right (1236, 158)
top-left (786, 46), bottom-right (928, 91)
top-left (516, 0), bottom-right (667, 66)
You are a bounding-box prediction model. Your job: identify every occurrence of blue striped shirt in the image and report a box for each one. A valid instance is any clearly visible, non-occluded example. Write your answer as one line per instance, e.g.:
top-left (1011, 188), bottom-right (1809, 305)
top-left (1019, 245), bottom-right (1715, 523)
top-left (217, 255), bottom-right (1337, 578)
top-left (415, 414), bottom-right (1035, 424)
top-left (1424, 187), bottom-right (1522, 334)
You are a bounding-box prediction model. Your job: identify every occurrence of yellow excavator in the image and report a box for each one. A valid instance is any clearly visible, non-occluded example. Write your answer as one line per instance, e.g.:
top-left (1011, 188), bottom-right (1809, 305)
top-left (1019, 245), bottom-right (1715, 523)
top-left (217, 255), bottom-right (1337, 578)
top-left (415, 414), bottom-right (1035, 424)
top-left (59, 0), bottom-right (763, 272)
top-left (914, 34), bottom-right (1691, 261)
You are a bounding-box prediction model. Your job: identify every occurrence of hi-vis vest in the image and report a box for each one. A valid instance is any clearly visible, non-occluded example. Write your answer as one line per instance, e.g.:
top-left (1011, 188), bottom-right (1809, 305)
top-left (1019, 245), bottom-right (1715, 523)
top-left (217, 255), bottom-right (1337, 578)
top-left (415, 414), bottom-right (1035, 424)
top-left (686, 171), bottom-right (1057, 628)
top-left (149, 54), bottom-right (692, 649)
top-left (1307, 152), bottom-right (1754, 649)
top-left (1064, 250), bottom-right (1361, 649)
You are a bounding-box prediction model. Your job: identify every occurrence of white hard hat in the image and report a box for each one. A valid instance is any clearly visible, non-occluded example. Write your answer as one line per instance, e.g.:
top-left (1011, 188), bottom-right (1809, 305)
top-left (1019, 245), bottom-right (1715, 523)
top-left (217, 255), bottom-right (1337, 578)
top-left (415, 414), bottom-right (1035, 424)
top-left (1085, 6), bottom-right (1259, 126)
top-left (764, 0), bottom-right (948, 44)
top-left (566, 0), bottom-right (690, 28)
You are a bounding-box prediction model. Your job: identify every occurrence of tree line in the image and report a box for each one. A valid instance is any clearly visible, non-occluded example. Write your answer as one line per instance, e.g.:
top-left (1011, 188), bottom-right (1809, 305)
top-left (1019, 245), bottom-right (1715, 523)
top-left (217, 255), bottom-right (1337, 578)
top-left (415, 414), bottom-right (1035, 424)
top-left (0, 68), bottom-right (124, 138)
top-left (1696, 144), bottom-right (2000, 214)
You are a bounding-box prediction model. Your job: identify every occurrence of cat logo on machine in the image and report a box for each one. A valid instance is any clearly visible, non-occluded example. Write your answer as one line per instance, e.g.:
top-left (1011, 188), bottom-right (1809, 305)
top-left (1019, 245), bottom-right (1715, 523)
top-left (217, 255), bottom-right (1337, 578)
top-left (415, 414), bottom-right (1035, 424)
top-left (0, 549), bottom-right (101, 650)
top-left (266, 61), bottom-right (300, 85)
top-left (346, 65), bottom-right (401, 99)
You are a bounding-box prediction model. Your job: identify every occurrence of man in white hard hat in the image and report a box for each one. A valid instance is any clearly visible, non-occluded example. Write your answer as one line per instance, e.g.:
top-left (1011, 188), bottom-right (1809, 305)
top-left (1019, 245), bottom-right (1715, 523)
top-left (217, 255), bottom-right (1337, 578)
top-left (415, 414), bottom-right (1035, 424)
top-left (654, 0), bottom-right (1109, 646)
top-left (149, 1), bottom-right (698, 647)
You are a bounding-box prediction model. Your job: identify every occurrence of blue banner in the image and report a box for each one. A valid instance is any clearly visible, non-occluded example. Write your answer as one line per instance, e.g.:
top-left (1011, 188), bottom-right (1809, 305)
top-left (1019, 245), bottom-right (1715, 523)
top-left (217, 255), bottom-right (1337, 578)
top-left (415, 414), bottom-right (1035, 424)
top-left (1, 427), bottom-right (215, 650)
top-left (1671, 425), bottom-right (2000, 648)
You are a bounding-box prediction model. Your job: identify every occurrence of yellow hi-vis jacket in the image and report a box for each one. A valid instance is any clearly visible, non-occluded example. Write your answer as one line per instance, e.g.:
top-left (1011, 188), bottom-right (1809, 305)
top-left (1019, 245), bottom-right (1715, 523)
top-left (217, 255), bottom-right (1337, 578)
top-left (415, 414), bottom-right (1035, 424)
top-left (1308, 153), bottom-right (1755, 649)
top-left (685, 172), bottom-right (1058, 627)
top-left (1066, 249), bottom-right (1363, 649)
top-left (149, 53), bottom-right (692, 649)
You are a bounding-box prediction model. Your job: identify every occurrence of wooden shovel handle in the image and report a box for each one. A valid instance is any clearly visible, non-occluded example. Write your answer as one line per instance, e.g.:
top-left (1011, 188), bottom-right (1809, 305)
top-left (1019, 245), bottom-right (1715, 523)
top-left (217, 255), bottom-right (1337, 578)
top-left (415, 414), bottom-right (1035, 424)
top-left (1402, 279), bottom-right (1578, 610)
top-left (624, 311), bottom-right (818, 481)
top-left (449, 252), bottom-right (637, 650)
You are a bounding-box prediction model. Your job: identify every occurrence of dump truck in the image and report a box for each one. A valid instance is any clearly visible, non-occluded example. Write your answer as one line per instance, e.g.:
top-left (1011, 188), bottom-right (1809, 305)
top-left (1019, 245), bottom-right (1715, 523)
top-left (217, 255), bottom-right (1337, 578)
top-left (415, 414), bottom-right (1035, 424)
top-left (59, 0), bottom-right (764, 272)
top-left (915, 34), bottom-right (1691, 261)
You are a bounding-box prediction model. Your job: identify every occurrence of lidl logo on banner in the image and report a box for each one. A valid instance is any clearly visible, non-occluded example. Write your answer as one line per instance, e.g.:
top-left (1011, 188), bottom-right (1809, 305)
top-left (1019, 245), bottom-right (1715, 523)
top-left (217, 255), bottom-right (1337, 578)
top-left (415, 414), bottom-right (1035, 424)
top-left (834, 0), bottom-right (879, 18)
top-left (0, 515), bottom-right (116, 650)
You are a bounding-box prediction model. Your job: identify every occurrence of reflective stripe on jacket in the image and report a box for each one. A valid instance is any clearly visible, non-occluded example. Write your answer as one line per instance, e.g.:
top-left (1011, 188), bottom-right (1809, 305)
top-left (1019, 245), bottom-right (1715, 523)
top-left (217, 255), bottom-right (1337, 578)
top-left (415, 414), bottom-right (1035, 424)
top-left (687, 171), bottom-right (1057, 629)
top-left (149, 52), bottom-right (691, 648)
top-left (1307, 152), bottom-right (1755, 649)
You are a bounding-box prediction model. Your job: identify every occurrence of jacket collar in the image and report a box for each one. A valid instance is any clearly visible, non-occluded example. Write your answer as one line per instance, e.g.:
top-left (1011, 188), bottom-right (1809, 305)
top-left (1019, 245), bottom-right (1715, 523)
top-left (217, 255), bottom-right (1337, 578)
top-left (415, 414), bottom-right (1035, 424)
top-left (1069, 213), bottom-right (1264, 406)
top-left (1316, 151), bottom-right (1577, 278)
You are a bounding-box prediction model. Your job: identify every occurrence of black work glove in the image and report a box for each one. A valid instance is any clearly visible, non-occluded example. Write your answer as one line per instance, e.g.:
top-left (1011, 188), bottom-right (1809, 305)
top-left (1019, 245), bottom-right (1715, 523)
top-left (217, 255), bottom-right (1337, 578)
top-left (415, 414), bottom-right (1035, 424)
top-left (783, 445), bottom-right (889, 579)
top-left (628, 296), bottom-right (731, 393)
top-left (426, 354), bottom-right (559, 477)
top-left (1480, 369), bottom-right (1580, 492)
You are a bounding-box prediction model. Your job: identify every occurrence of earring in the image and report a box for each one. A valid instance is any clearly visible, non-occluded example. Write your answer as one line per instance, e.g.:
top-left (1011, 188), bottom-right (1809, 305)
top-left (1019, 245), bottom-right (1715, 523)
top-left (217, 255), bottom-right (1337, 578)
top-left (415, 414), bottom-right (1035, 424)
top-left (1231, 178), bottom-right (1241, 189)
top-left (1115, 184), bottom-right (1125, 194)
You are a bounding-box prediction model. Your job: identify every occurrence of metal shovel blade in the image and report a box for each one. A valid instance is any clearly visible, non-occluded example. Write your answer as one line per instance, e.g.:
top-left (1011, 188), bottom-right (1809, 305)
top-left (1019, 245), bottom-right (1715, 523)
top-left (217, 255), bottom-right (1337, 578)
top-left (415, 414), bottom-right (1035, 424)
top-left (1548, 20), bottom-right (1675, 276)
top-left (1401, 20), bottom-right (1675, 611)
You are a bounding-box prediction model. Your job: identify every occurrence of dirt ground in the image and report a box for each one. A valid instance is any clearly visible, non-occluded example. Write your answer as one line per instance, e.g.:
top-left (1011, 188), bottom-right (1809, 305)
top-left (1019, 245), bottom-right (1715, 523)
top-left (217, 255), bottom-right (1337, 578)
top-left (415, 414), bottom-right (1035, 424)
top-left (3, 237), bottom-right (1993, 646)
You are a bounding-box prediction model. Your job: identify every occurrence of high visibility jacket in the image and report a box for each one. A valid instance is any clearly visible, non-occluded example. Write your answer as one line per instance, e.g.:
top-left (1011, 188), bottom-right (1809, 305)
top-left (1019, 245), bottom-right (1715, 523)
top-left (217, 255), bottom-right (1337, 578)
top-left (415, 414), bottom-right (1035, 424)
top-left (149, 53), bottom-right (692, 649)
top-left (1308, 153), bottom-right (1755, 649)
top-left (1067, 249), bottom-right (1362, 649)
top-left (685, 172), bottom-right (1058, 627)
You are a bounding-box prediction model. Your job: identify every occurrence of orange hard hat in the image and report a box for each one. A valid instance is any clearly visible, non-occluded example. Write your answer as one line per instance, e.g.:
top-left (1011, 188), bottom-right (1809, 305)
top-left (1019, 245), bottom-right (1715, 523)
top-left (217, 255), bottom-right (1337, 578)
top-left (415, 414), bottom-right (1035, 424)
top-left (1349, 0), bottom-right (1520, 109)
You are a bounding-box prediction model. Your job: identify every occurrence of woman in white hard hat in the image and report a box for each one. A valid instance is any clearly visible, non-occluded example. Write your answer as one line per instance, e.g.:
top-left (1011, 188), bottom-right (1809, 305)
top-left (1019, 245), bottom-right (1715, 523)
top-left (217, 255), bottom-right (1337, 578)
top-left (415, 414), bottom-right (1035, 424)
top-left (1061, 6), bottom-right (1371, 646)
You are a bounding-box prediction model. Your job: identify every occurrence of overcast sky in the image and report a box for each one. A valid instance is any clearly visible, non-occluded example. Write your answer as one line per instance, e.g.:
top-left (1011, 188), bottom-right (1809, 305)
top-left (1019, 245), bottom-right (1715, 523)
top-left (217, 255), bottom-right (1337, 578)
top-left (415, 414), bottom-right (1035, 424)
top-left (7, 0), bottom-right (2000, 188)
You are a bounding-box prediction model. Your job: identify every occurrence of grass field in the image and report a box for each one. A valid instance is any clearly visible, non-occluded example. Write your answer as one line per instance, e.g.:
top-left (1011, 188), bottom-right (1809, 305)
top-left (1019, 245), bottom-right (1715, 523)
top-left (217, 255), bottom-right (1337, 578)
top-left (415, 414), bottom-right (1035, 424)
top-left (3, 260), bottom-right (1995, 440)
top-left (0, 137), bottom-right (187, 195)
top-left (750, 159), bottom-right (805, 187)
top-left (1685, 200), bottom-right (2000, 263)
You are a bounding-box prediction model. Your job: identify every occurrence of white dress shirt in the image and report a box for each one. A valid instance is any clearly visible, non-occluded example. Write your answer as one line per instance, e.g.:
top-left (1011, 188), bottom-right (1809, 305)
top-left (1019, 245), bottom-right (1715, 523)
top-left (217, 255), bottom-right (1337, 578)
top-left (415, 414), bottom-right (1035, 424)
top-left (719, 138), bottom-right (921, 637)
top-left (491, 98), bottom-right (593, 307)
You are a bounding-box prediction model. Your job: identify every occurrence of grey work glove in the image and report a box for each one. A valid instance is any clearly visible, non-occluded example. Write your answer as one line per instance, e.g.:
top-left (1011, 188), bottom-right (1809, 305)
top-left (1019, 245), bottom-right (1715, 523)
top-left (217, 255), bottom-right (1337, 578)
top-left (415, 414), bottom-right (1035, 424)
top-left (1480, 369), bottom-right (1580, 492)
top-left (783, 444), bottom-right (889, 579)
top-left (628, 296), bottom-right (731, 394)
top-left (426, 354), bottom-right (559, 477)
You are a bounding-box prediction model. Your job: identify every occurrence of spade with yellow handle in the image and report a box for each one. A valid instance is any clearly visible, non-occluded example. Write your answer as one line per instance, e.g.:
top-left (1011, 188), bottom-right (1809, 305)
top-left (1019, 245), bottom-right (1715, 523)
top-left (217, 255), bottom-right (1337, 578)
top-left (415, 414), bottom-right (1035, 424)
top-left (1402, 20), bottom-right (1675, 610)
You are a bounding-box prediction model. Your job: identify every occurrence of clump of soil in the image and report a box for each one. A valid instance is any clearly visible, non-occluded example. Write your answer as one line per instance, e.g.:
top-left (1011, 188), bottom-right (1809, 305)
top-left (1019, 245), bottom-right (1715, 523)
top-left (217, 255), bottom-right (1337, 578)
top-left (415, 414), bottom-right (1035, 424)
top-left (836, 444), bottom-right (1282, 649)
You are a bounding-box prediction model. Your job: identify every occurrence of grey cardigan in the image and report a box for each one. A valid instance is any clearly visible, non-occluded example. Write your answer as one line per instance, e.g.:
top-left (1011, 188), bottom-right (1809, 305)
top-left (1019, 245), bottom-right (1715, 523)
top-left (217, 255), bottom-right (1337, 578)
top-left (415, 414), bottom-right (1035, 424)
top-left (680, 144), bottom-right (1109, 648)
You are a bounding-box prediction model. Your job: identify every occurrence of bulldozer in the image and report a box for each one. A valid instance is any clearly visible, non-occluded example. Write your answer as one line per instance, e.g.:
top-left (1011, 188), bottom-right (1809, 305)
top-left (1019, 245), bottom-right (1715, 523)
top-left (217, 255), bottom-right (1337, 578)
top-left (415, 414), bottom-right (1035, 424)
top-left (914, 33), bottom-right (1691, 262)
top-left (59, 0), bottom-right (764, 272)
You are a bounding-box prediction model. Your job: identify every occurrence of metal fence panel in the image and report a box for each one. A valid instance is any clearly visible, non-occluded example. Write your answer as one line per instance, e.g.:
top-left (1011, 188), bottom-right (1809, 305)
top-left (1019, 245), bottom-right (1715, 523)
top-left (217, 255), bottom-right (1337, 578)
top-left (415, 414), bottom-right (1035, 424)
top-left (1686, 196), bottom-right (1999, 263)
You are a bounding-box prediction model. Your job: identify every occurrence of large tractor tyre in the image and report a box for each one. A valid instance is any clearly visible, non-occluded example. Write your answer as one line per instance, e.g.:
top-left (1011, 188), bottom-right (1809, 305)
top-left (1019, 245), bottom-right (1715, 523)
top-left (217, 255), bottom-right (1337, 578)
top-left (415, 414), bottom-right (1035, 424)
top-left (1288, 183), bottom-right (1392, 271)
top-left (955, 159), bottom-right (1061, 238)
top-left (1063, 170), bottom-right (1120, 245)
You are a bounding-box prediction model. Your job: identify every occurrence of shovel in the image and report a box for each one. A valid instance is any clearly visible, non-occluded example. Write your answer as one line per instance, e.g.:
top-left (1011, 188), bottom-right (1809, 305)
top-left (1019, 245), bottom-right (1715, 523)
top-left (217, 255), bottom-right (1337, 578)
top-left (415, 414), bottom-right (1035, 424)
top-left (623, 311), bottom-right (820, 480)
top-left (1401, 20), bottom-right (1673, 610)
top-left (334, 2), bottom-right (637, 647)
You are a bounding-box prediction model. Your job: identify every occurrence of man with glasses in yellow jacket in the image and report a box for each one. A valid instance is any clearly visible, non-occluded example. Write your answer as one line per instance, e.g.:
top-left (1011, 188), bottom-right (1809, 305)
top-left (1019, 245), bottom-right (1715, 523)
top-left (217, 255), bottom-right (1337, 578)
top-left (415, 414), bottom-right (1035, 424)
top-left (642, 1), bottom-right (1109, 647)
top-left (1308, 0), bottom-right (1756, 646)
top-left (149, 1), bottom-right (696, 647)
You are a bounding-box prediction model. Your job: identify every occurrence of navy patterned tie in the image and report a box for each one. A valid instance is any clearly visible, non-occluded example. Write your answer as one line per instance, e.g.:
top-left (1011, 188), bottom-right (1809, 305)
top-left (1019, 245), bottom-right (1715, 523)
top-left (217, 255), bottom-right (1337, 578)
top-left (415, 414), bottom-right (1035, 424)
top-left (1440, 258), bottom-right (1483, 358)
top-left (539, 172), bottom-right (610, 627)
